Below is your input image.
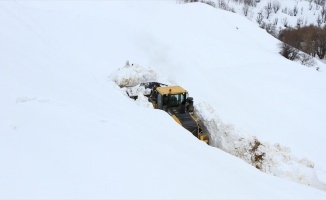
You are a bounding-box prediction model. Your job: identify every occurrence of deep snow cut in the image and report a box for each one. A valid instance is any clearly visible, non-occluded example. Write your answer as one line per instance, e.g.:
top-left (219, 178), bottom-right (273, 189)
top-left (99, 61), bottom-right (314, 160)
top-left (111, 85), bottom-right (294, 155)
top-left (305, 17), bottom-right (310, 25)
top-left (110, 61), bottom-right (326, 191)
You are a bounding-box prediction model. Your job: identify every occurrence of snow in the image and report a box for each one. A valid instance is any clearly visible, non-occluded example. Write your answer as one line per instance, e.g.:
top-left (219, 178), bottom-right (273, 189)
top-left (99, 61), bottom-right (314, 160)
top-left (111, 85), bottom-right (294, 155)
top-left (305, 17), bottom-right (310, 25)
top-left (1, 0), bottom-right (326, 199)
top-left (109, 61), bottom-right (158, 87)
top-left (214, 0), bottom-right (326, 29)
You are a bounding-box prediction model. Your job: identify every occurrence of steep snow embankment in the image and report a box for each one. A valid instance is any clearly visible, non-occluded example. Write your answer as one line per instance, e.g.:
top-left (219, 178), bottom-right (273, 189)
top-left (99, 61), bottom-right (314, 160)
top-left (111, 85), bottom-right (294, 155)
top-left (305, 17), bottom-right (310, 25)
top-left (195, 102), bottom-right (326, 191)
top-left (109, 62), bottom-right (326, 191)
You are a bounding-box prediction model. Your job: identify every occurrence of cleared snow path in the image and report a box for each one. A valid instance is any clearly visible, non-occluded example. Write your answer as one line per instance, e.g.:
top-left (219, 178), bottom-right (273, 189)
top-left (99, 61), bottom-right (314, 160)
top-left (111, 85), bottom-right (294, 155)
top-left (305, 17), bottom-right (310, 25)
top-left (109, 62), bottom-right (326, 192)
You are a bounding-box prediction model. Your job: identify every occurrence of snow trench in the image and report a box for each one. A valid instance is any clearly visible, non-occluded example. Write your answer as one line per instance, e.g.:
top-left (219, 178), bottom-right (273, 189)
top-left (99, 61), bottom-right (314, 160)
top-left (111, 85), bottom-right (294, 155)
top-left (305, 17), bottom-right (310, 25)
top-left (195, 102), bottom-right (326, 191)
top-left (109, 62), bottom-right (326, 192)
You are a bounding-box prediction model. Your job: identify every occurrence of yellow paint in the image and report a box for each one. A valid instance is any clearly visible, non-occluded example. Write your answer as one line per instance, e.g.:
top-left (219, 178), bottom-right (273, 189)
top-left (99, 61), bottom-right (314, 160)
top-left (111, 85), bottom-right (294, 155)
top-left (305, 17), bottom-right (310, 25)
top-left (199, 134), bottom-right (209, 144)
top-left (171, 115), bottom-right (182, 125)
top-left (156, 86), bottom-right (187, 95)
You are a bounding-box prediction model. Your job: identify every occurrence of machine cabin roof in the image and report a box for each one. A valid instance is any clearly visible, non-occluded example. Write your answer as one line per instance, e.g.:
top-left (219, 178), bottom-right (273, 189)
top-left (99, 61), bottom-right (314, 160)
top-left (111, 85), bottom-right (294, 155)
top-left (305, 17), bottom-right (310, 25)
top-left (156, 86), bottom-right (187, 95)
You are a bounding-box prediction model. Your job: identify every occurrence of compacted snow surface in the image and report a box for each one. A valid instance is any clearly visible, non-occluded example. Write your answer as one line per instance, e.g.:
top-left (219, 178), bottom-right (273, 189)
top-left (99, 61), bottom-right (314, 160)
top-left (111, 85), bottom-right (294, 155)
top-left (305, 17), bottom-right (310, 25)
top-left (1, 0), bottom-right (326, 199)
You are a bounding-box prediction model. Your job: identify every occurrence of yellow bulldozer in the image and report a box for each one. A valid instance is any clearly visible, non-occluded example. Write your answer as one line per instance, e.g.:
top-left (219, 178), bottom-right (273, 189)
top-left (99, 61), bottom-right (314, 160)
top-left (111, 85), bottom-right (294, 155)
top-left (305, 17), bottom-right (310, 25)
top-left (127, 82), bottom-right (209, 144)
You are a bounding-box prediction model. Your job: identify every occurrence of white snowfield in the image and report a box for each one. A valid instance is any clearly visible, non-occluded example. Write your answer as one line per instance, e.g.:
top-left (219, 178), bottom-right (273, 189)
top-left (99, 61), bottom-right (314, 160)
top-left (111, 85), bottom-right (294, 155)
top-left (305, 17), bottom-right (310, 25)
top-left (1, 0), bottom-right (326, 199)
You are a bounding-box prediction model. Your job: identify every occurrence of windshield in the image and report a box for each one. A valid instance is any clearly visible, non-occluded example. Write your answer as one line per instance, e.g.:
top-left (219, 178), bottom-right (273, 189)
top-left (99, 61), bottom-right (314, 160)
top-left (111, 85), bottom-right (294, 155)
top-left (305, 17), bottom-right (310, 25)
top-left (167, 93), bottom-right (186, 107)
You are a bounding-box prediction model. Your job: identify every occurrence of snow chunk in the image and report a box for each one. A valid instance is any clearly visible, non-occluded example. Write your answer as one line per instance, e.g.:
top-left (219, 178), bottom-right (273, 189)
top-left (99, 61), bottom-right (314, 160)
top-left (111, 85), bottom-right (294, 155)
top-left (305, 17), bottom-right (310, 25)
top-left (125, 84), bottom-right (152, 98)
top-left (109, 61), bottom-right (158, 87)
top-left (135, 93), bottom-right (154, 108)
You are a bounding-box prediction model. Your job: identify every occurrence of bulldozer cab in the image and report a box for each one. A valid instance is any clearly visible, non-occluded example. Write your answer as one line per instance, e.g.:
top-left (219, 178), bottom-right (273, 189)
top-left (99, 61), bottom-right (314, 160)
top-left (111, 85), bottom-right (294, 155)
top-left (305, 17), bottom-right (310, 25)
top-left (155, 86), bottom-right (187, 111)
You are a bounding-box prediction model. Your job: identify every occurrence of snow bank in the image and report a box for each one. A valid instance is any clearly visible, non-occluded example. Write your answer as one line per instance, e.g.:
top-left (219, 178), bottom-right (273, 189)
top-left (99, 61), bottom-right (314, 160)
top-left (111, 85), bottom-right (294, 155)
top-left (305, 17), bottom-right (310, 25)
top-left (195, 102), bottom-right (326, 191)
top-left (109, 61), bottom-right (158, 87)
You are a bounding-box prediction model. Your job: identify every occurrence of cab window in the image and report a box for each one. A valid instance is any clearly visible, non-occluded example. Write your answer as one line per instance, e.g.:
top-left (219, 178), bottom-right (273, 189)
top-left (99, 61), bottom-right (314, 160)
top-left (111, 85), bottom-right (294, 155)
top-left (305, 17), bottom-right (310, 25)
top-left (157, 94), bottom-right (163, 109)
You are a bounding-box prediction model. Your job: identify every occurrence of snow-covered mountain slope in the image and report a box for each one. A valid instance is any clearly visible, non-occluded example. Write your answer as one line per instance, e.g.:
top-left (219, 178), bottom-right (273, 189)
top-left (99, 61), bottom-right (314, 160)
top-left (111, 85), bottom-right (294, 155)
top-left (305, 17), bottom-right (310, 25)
top-left (203, 0), bottom-right (326, 29)
top-left (1, 0), bottom-right (326, 199)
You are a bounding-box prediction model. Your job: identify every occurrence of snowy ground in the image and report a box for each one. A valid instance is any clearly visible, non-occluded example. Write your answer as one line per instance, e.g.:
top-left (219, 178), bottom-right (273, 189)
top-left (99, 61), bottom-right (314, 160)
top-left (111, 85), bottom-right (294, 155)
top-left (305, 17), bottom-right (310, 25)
top-left (1, 0), bottom-right (326, 199)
